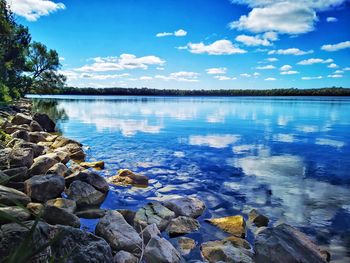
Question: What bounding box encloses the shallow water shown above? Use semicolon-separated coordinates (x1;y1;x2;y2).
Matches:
29;95;350;262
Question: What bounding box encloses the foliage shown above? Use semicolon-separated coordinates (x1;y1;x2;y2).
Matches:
0;83;11;102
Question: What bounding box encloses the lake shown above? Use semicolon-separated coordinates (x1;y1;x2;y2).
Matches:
28;95;350;262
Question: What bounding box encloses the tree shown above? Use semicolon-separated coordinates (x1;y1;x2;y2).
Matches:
31;70;66;94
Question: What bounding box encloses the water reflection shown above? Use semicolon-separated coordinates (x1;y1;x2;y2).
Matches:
188;134;240;148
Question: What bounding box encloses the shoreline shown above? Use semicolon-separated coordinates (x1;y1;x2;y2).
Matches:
0;99;331;263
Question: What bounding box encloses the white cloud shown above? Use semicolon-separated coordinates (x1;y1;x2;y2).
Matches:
81;73;130;80
334;70;344;74
301;76;323;80
327;63;338;68
155;71;200;82
268;48;313;56
280;64;292;71
7;0;65;21
327;74;343;78
139;76;153;80
187;40;247;55
156;29;187;37
206;67;227;75
321;41;350;52
240;73;251;77
297;58;333;65
343;67;350;71
326;17;338;22
266;57;278;62
235;34;271;46
253;72;260;77
214;76;233;81
281;70;299;75
75;54;165;72
256;64;275;70
265;77;276;81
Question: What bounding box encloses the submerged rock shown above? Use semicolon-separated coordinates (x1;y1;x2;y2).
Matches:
66;180;106;207
248;209;269;227
107;169;149;187
162;196;205;218
80;161;105;169
206;215;246;238
95;210;142;253
144;236;181;263
114;251;138;263
177;237;196;256
254;223;330;263
0;185;31;205
166;216;200;237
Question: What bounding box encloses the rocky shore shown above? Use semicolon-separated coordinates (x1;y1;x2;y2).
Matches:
0;99;331;263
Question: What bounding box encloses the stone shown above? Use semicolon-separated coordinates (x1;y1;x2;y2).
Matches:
117;209;136;226
166;216;200;237
206;215;246;238
144;236;181;263
0;185;31;205
56;143;86;161
113;251;138;263
134;202;175;231
33;113;55;132
11;130;29;141
2;167;28;182
28;131;47;143
29;120;43;132
24;174;65;202
46;198;77;213
52;136;82;149
95;210;142;253
72;170;109;193
80;161;105;169
107;169;149;187
66;180;106;207
0;206;31;224
13;141;44;158
4;124;30;134
140;223;161;244
11;113;32;125
9;147;34;168
248;209;269;227
0;171;10;184
48;163;68;177
254;223;330;263
43;204;81;228
28;156;58;176
163;196;205;218
75;208;107;219
177;237;196;256
26;202;44;216
201;239;253;263
44;151;70;164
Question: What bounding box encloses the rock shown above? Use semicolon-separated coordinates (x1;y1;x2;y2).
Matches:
4;124;30;134
0;206;31;224
11;130;29;141
166;216;200;237
80;161;105;169
73;170;109;193
254;223;330;263
134;202;175;231
163;196;205;218
206;215;246;238
43;204;81;228
46;198;77;213
5;181;24;191
28;156;58;176
9;147;34;168
201;238;253;263
33;113;55;132
107;169;149;187
29;120;43;132
28;131;47;143
52;136;82;149
56;143;86;161
48;163;68;177
248;209;269;227
26;202;44;216
113;251;138;263
140;223;161;244
66;180;106;207
2;167;28;182
13;141;44;158
45;151;70;164
75;208;107;219
11;113;32;125
144;236;181;263
24;174;65;202
177;237;196;256
0;185;31;205
0;171;10;184
95;210;142;253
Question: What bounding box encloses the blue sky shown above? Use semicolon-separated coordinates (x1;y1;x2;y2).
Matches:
8;0;350;89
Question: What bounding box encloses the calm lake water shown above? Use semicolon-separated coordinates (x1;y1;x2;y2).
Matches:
28;95;350;262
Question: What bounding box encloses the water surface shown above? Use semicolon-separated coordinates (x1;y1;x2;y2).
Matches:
29;95;350;262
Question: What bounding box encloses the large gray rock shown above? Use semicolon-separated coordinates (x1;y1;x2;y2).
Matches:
51;136;82;149
66;180;106;207
163;196;205;218
166;216;200;237
72;170;109;193
33;113;55;132
11;130;29;141
11;113;32;125
254;223;330;263
29;120;43;132
13;141;45;158
0;206;31;224
28;132;47;143
10;147;34;168
2;167;28;182
113;251;138;263
24;174;65;202
144;236;181;263
134;202;175;231
95;210;142;253
43;204;80;228
48;163;68;177
28;156;58;176
141;223;161;244
0;185;31;205
44;151;70;164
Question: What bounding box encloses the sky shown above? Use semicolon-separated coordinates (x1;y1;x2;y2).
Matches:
6;0;350;90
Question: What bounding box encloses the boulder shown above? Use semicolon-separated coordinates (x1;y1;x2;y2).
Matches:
107;169;148;187
177;237;196;256
26;202;44;216
95;210;142;253
11;113;32;125
8;147;34;169
66;180;106;207
48;163;68;177
2;167;28;182
4;124;30;134
254;223;330;263
144;236;181;263
0;171;10;184
72;170;109;193
248;209;269;227
24;174;65;202
0;185;31;205
162;196;205;218
206;215;246;238
33;113;55;132
51;136;82;149
113;251;138;263
56;143;86;161
28;156;58;176
80;161;105;169
11;130;29;141
28;132;47;143
46;198;77;213
13;141;44;158
43;204;80;228
75;208;107;219
117;209;136;225
134;202;175;231
166;216;200;237
29;120;43;132
44;151;70;164
0;206;31;224
140;223;161;244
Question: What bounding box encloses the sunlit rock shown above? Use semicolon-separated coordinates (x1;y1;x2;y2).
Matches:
11;113;32;125
48;163;68;177
28;156;58;176
46;198;77;213
177;237;196;256
206;215;246;238
80;161;105;169
107;169;149;187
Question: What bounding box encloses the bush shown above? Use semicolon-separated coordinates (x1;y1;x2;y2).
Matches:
0;83;12;103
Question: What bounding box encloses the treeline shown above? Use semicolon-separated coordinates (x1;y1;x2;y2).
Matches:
50;87;350;96
0;0;65;103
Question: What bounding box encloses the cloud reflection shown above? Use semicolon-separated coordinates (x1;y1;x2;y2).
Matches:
189;134;240;148
316;138;345;148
